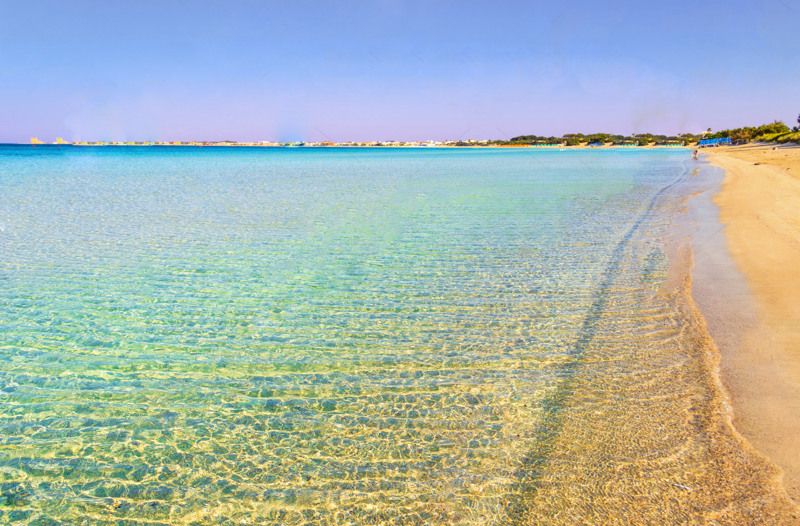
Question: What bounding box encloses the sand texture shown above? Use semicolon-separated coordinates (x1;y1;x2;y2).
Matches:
705;143;800;502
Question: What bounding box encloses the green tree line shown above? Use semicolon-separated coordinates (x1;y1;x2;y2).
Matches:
705;121;790;141
491;118;799;146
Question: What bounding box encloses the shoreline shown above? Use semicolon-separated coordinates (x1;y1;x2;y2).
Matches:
700;143;800;502
6;142;691;149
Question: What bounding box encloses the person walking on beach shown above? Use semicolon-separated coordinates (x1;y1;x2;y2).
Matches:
693;149;698;159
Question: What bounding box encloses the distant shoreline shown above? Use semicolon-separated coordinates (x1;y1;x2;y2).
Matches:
8;143;691;149
18;119;795;149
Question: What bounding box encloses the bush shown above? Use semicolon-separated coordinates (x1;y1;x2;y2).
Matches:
707;121;789;143
754;121;790;136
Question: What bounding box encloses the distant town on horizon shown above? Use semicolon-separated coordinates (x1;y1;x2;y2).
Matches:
24;118;800;148
20;115;800;148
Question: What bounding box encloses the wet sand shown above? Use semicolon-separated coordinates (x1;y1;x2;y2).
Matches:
704;143;800;502
514;160;799;524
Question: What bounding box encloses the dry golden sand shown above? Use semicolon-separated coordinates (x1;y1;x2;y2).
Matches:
705;143;800;503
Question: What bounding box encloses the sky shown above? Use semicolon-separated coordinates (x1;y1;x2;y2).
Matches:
1;0;798;142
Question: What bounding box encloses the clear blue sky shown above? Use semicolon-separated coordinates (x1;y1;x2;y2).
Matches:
2;1;798;142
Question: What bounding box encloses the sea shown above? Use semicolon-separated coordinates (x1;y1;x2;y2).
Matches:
0;145;795;525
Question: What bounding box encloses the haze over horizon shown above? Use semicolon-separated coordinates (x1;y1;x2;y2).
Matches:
2;0;798;143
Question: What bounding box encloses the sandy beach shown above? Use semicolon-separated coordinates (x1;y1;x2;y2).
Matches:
704;143;800;502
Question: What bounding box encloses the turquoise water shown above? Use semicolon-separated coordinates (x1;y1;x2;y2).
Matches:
0;146;792;524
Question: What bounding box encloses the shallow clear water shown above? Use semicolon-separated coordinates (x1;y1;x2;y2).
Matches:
0;146;795;524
